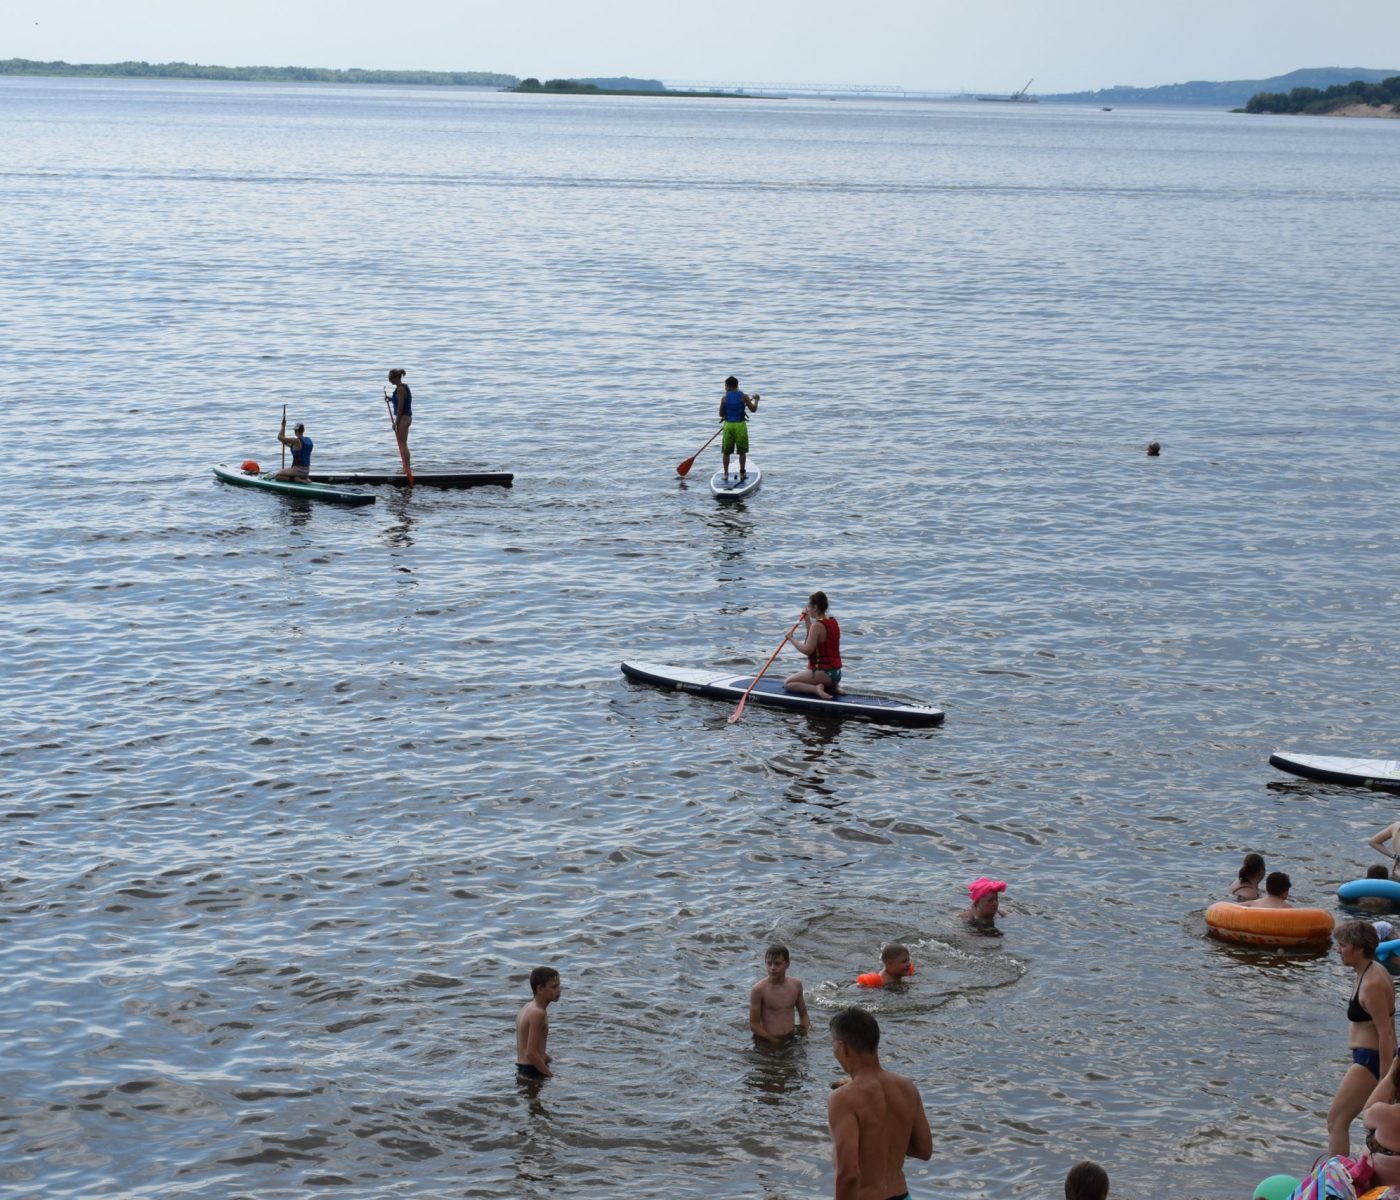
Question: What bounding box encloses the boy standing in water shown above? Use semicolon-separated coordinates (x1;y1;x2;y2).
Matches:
515;966;561;1079
718;374;760;480
749;944;811;1044
827;1007;932;1200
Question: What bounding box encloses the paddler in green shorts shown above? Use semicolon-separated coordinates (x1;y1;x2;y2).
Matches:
719;375;760;480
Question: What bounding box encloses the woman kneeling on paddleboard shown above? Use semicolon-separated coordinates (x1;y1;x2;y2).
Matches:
784;591;843;700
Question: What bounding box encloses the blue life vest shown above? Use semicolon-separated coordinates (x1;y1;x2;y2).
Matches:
721;389;747;423
291;435;313;469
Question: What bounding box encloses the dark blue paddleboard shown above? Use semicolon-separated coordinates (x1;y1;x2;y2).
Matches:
620;660;943;727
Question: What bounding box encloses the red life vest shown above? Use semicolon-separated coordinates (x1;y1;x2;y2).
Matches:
809;617;842;672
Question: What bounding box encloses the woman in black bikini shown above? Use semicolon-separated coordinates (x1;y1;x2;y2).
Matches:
1329;920;1397;1156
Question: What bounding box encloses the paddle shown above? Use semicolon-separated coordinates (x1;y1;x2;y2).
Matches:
383;387;415;486
729;613;805;724
280;404;286;472
677;426;722;477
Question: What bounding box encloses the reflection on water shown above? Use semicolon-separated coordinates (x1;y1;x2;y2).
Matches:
745;1035;812;1105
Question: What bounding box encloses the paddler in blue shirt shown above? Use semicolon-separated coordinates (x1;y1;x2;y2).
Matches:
718;374;760;481
275;420;313;480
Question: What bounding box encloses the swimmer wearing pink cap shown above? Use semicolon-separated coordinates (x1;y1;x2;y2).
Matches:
961;877;1006;932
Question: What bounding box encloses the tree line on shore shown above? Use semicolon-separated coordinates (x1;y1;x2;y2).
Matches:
1243;74;1400;114
0;58;516;87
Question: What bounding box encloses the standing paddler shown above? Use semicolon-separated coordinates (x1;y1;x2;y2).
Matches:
718;375;759;481
385;368;413;480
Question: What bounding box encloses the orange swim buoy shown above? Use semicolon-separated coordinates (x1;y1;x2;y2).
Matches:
241;460;260;474
1205;902;1334;947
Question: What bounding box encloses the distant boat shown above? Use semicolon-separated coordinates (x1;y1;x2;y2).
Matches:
1101;106;1113;111
978;77;1038;103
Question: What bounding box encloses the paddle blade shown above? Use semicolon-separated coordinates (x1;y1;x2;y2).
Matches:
728;695;748;723
676;456;696;477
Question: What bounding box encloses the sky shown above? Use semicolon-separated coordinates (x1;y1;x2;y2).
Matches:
4;0;1399;93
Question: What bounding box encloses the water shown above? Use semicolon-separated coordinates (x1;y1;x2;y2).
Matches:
3;76;1400;1199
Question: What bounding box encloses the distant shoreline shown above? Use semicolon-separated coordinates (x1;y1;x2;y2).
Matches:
0;57;516;88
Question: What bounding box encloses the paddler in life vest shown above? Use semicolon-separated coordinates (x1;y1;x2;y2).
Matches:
718;374;759;481
275;421;313;480
784;590;843;699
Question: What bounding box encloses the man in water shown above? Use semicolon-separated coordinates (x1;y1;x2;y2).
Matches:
827;1007;932;1200
1243;871;1294;909
718;374;759;480
275;420;313;480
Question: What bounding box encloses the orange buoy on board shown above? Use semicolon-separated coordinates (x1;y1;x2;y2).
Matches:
241;460;260;474
1205;902;1334;948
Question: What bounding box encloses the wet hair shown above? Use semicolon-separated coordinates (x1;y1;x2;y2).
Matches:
880;942;908;965
724;375;738;389
829;1006;879;1054
529;966;559;993
764;944;790;964
1338;920;1380;958
808;590;830;615
1146;441;1161;456
1369;864;1391;880
1064;1160;1109;1200
1238;853;1265;883
1264;871;1290;897
294;423;305;434
388;367;407;383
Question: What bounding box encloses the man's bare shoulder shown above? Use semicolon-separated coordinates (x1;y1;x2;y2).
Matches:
517;1000;544;1027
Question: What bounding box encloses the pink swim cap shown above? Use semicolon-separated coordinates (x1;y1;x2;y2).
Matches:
968;877;1007;904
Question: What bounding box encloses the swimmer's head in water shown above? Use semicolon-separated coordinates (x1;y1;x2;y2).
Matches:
1264;871;1290;897
1239;852;1266;883
829;1006;879;1055
879;944;912;975
1369;865;1390;880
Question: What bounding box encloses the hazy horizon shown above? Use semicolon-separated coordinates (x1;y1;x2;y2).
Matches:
4;0;1399;94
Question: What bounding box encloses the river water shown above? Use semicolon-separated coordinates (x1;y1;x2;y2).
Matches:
3;76;1400;1199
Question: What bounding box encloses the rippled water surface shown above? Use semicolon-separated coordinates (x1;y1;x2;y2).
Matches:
4;77;1400;1199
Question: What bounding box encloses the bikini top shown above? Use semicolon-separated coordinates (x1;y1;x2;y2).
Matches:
1368;1125;1400;1158
1349;961;1375;1024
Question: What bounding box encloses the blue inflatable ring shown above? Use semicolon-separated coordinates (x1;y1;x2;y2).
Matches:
1337;878;1400;904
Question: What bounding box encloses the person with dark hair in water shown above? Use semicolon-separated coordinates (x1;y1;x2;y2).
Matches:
827;1007;931;1200
1229;852;1266;901
1064;1160;1110;1200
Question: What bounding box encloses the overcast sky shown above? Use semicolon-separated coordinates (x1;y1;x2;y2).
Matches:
5;0;1399;93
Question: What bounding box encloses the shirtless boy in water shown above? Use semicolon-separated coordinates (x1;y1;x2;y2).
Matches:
749;944;810;1044
827;1007;932;1200
515;966;561;1079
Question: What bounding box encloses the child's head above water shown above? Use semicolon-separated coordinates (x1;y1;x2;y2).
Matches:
529;966;560;995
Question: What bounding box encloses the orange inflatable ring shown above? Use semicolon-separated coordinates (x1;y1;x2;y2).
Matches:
1205;902;1334;947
